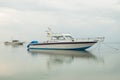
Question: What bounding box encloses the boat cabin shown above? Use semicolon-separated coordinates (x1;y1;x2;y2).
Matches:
49;33;74;42
12;40;19;42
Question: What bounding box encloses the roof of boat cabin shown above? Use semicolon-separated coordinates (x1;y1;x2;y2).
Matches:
51;33;72;36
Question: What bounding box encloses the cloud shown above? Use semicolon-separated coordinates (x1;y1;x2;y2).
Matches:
0;0;120;42
0;7;20;26
0;0;119;11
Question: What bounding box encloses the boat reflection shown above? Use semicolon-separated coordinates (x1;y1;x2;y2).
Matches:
28;50;96;59
28;50;98;67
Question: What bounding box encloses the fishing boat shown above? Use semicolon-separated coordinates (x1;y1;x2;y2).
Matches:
27;28;104;51
4;40;24;45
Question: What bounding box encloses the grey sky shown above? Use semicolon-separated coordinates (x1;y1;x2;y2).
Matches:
0;0;120;42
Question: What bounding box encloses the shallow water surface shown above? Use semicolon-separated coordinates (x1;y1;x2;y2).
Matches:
0;43;120;80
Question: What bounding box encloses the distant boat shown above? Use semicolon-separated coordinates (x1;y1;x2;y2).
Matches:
27;28;104;51
4;40;24;45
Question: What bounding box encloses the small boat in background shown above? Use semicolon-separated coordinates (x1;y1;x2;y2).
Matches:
4;40;24;45
27;28;104;51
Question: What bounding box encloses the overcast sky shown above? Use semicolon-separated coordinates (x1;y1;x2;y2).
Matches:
0;0;120;42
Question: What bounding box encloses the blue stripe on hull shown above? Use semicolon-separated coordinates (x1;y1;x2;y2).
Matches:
28;46;91;51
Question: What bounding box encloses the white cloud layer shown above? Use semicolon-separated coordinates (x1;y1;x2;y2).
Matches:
0;0;120;42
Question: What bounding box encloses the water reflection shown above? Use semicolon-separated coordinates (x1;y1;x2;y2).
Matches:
28;50;96;58
1;43;120;80
28;50;98;68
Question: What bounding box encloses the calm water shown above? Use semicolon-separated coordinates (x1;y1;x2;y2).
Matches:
0;42;120;80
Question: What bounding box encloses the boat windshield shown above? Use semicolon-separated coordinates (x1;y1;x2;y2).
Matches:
52;36;65;40
65;36;74;40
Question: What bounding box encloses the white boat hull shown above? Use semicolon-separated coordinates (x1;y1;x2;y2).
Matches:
27;42;97;51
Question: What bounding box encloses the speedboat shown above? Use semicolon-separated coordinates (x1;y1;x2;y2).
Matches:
27;28;104;51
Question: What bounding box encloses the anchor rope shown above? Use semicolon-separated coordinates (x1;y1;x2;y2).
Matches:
102;42;120;51
90;42;120;52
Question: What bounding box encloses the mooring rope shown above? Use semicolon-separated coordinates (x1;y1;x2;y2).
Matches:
90;41;120;53
102;43;120;51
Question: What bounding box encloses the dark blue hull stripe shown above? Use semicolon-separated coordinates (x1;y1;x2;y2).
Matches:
28;46;91;51
30;42;97;45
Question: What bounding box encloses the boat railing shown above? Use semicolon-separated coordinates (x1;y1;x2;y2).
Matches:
75;37;105;42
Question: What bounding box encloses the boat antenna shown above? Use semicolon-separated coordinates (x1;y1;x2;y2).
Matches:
46;27;53;41
48;27;52;31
